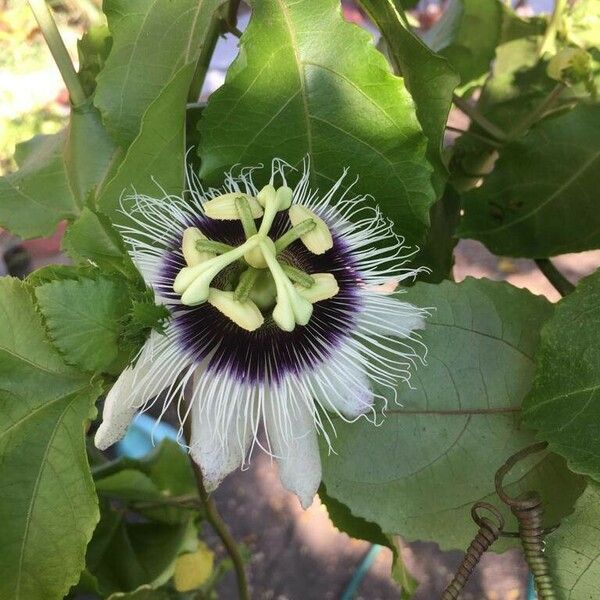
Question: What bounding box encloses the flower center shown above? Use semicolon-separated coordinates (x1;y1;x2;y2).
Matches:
172;185;340;332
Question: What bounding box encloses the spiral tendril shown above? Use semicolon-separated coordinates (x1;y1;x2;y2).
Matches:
441;502;505;600
495;442;557;600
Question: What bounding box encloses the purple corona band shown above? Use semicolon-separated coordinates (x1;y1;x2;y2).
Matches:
157;212;362;385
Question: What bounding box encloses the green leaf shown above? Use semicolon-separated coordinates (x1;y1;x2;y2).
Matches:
63;207;137;279
35;275;130;374
546;481;600;600
199;0;435;245
0;132;78;239
360;0;459;196
0;277;102;600
98;63;195;226
27;264;99;287
319;485;419;598
86;500;197;595
423;0;541;88
458;105;600;257
320;278;585;550
94;440;197;524
95;0;224;146
523;269;600;482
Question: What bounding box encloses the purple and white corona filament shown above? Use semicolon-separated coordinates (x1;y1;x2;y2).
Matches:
95;160;428;508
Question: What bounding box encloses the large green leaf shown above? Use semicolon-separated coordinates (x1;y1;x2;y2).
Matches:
0;132;78;239
359;0;459;196
35;274;130;374
98;64;195;225
86;500;197;596
199;0;435;245
523;269;600;482
459;105;600;257
62;207;138;280
320;278;585;550
95;0;224;146
546;481;600;600
422;0;541;87
0;277;102;600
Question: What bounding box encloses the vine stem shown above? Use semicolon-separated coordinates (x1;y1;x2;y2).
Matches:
535;258;575;297
507;83;565;141
452;94;508;142
182;417;250;600
539;0;567;57
28;0;87;106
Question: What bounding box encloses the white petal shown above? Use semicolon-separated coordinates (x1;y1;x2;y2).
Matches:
265;391;321;509
189;371;253;492
359;293;426;338
309;346;373;418
95;331;182;450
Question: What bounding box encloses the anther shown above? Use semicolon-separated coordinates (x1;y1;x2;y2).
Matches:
204;193;263;220
288;205;333;254
182;227;215;267
207;288;264;331
274;218;316;253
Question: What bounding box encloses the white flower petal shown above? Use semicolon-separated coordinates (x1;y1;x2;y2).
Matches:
189;371;253;491
310;347;373;419
265;392;321;509
95;331;183;450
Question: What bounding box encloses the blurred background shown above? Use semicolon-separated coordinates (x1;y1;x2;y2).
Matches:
1;1;598;598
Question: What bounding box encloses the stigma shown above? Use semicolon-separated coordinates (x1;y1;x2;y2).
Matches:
172;185;339;331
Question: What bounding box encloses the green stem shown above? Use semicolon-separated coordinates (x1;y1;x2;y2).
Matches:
539;0;567;57
452;94;508;142
183;417;250;600
188;10;223;102
507;83;565;140
535;258;575;296
445;125;503;148
28;0;87;106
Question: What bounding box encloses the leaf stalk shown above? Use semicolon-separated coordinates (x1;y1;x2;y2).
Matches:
28;0;87;106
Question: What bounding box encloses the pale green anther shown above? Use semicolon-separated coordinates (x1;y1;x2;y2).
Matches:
289;205;333;254
234;267;261;302
295;273;339;303
280;264;315;288
274;218;316;253
195;240;235;255
174;237;259;304
235;195;258;239
204;192;263;220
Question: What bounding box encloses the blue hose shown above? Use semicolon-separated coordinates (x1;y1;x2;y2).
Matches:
341;544;382;600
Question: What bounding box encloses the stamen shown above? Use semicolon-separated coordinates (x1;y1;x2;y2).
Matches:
174;237;260;305
259;239;313;331
182;227;215;266
257;184;293;236
207;288;264;332
295;273;339;303
274;218;316;253
234;267;261;302
280;263;315;288
235;195;258;239
288;205;333;255
204;192;263;220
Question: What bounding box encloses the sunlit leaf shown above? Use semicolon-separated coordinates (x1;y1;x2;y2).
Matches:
199;0;435;245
